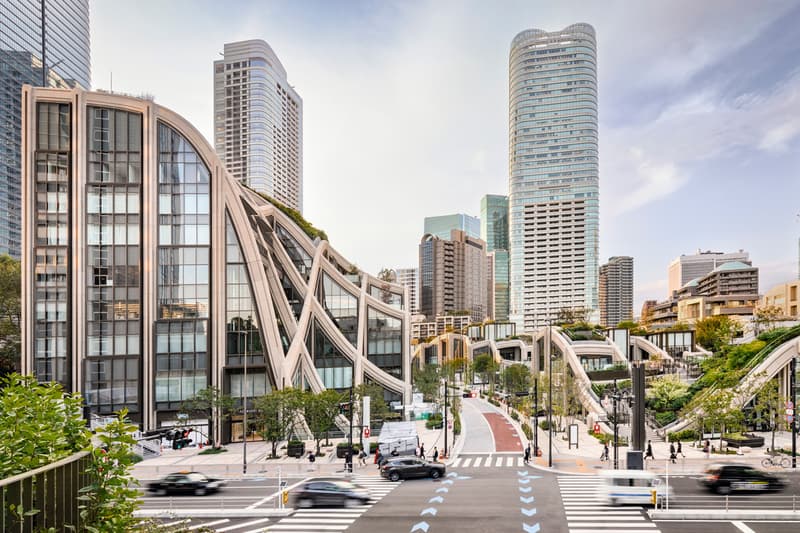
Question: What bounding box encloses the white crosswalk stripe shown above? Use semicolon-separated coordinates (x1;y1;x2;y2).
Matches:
265;475;401;532
449;454;531;468
558;475;662;533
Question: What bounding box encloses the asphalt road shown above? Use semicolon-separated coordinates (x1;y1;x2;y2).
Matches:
662;472;800;509
137;475;302;510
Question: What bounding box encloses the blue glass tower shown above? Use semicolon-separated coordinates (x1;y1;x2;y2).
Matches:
508;24;599;331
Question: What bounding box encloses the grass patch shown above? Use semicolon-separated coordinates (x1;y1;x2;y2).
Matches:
199;447;228;455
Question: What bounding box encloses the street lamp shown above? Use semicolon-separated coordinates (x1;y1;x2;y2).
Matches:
547;321;554;468
608;379;633;470
242;319;249;475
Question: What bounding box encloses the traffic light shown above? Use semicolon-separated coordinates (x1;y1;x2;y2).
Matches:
339;402;351;415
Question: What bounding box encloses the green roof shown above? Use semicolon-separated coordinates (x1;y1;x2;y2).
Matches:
711;261;752;273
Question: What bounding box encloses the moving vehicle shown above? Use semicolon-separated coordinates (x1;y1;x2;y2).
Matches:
597;469;674;506
381;457;446;482
290;479;370;508
700;463;786;495
146;471;226;496
462;390;478;398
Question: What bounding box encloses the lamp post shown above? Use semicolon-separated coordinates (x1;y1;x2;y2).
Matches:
547;321;553;468
791;357;797;469
348;384;354;473
533;377;539;457
608;379;632;470
242;320;249;475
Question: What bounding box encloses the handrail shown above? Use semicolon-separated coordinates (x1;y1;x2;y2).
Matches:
0;450;91;488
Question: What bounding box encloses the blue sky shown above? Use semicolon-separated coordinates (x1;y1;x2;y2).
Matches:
92;0;800;314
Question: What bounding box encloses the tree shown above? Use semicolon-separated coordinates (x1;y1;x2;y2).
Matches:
698;388;736;451
179;386;236;449
0;255;20;379
304;389;343;453
695;316;737;353
413;364;441;402
754;379;786;454
647;375;689;412
616;320;648;336
253;388;305;458
0;373;89;478
502;364;531;404
377;268;396;283
754;305;784;334
473;353;498;392
353;383;392;426
78;409;141;532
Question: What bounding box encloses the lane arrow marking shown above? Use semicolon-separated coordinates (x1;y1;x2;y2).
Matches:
420;507;438;517
517;470;528;476
429;496;444;504
519;496;534;504
523;523;540;533
519;478;530;484
436;487;449;493
521;475;541;480
521;508;537;517
446;472;458;478
442;479;454;485
411;521;430;533
519;486;532;493
456;476;472;480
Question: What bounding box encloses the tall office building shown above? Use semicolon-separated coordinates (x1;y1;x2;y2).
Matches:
480;195;509;321
508;24;599;331
667;250;750;295
423;213;480;240
419;230;488;323
599;256;633;327
214;40;303;212
395;267;419;314
21;86;410;439
0;0;90;258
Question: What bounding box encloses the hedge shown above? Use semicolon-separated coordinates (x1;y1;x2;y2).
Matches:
668;429;698;442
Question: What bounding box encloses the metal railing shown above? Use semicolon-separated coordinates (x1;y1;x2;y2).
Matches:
657;494;798;511
0;451;92;532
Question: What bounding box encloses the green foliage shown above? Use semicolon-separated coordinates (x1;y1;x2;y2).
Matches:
0;373;89;478
695;316;737;352
253;388;305;458
647;375;690;412
257;192;328;241
412;364;441;402
78;409;140;532
0;255;20;380
655;411;677;426
304;389;343;454
756;327;792;343
426;413;443;429
669;429;699;442
520;422;533;440
352;383;392;423
199;446;228;455
538;420;550;430
502;364;531;399
616;320;648;336
452;411;461;436
179;387;236;448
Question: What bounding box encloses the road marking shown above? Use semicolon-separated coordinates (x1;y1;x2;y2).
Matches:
732;522;757;533
278;518;355;524
473;457;483;467
569;530;658;533
267;525;350;531
215;518;271;532
567;522;656;528
463;458;473;467
188;519;230;530
162;520;189;527
292;513;362;518
495;456;503;467
246;477;309;509
451;458;462;467
506;457;514;466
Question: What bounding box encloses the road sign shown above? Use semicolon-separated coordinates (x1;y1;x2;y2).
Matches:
786;408;795;415
364;427;371;438
280;480;287;488
593;423;601;435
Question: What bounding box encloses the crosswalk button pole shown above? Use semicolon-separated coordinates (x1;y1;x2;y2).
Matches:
283;490;289;505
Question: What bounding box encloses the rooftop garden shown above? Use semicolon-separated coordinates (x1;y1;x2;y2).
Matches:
250;188;329;242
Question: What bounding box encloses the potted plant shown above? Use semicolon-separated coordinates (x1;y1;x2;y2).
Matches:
287;439;306;458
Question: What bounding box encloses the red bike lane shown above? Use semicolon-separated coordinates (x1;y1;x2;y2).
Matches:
483;412;523;452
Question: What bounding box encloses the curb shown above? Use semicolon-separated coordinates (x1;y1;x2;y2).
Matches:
134;508;294;519
649;509;800;521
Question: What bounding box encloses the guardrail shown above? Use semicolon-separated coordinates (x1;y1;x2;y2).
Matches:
0;451;92;532
657;494;799;511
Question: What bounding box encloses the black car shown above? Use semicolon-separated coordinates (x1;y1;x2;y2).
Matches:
146;471;226;496
381;457;446;482
291;480;370;508
700;464;786;495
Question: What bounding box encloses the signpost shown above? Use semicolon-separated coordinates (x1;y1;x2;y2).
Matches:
569;423;578;449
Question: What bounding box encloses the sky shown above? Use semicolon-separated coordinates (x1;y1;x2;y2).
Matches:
91;0;800;315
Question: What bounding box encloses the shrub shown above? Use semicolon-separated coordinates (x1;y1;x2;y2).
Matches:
655;411;677;426
669;429;698;442
521;423;533;440
426;413;444;429
510;411;519;421
453;413;462;436
199;446;228;455
538;420;550;430
369;442;378;454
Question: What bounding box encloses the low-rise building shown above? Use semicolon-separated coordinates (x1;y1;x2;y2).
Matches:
761;280;800;318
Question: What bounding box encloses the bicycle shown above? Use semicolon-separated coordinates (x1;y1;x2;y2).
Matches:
761;454;790;468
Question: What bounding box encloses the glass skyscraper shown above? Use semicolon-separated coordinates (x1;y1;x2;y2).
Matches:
508;24;599;331
214;40;303;213
480;194;509;321
423;213;480;240
0;0;90;258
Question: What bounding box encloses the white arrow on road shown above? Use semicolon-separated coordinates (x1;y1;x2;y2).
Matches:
521;475;541;480
436;487;449;493
442;479;454;485
411;521;430;533
420;508;438;517
519;478;530;484
429;496;444;504
519;486;532;493
447;472;458;478
519;496;534;504
517;470;528;476
456;475;471;480
521;508;537;517
523;523;540;533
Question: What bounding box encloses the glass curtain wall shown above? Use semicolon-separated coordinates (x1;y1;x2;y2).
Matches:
155;123;211;410
318;272;358;346
84;107;142;415
366;307;403;379
306;318;353;391
33;102;70;387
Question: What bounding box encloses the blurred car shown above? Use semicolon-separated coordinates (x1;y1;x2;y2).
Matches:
380;457;446;482
597;469;674;506
462;390;478;398
700;464;786;495
291;479;370;508
146;471;226;496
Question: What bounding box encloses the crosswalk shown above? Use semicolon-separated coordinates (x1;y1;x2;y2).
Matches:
266;474;401;532
151;475;400;532
449;454;527;468
558;475;661;533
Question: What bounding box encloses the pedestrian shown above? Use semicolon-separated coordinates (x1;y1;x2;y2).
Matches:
601;442;609;462
308;451;316;463
376;451;385;469
524;444;531;464
669;442;676;464
433;446;439;462
645;440;654;461
703;439;710;459
677;440;685;458
345;450;353;473
420;443;426;460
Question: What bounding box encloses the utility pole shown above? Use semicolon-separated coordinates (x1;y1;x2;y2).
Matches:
547;322;553;468
444;377;449;458
348;384;354;472
242;322;248;475
612;379;619;470
533;377;539;456
791;357;797;469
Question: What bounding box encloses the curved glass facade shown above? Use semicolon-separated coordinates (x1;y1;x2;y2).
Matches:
508;24;599;331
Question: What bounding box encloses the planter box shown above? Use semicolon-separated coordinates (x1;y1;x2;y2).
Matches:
724;435;764;448
337;445;357;458
586;369;630;381
287;442;306;458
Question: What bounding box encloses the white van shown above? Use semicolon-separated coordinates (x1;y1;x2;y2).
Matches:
597;469;675;506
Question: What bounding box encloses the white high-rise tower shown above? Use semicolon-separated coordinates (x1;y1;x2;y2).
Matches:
508;24;599;331
214;40;303;212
